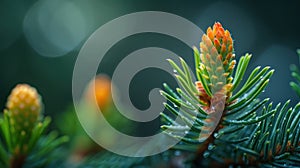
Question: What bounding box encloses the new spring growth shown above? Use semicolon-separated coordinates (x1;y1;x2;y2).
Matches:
6;84;42;135
195;22;236;106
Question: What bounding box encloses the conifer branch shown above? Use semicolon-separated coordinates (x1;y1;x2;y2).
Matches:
160;22;276;166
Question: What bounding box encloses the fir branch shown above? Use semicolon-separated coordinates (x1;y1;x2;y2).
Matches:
0;84;68;168
160;22;275;167
219;101;300;167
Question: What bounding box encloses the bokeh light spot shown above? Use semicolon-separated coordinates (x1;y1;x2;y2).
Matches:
23;0;88;57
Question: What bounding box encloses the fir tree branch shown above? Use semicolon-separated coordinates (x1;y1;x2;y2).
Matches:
160;22;275;167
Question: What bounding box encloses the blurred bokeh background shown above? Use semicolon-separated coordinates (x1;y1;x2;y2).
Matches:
1;0;300;121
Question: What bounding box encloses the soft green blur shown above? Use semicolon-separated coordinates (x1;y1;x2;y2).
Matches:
0;0;300;118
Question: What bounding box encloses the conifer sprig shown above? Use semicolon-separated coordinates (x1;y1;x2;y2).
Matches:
160;22;275;165
0;84;68;168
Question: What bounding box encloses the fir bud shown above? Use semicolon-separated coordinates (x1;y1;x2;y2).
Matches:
6;84;42;134
85;75;112;111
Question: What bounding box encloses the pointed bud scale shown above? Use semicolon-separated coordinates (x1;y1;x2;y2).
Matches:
202;35;213;49
228;60;236;72
221;44;226;54
228;44;233;53
210;60;216;66
216;82;224;87
222;30;230;44
207;27;214;41
200;43;209;53
6;84;42;134
226;53;233;60
223;60;228;66
206;67;212;73
217;55;222;62
212;75;218;80
214;39;221;50
210;47;218;58
205;53;211;61
223;72;230;77
217;67;224;73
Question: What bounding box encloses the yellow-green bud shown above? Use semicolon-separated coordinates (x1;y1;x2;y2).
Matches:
6;84;42;134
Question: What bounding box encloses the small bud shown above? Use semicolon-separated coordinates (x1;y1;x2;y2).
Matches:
207;27;214;41
6;84;42;134
85;75;112;111
195;22;235;104
200;22;235;76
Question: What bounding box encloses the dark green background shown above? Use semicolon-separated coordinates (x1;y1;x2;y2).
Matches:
1;0;300;120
